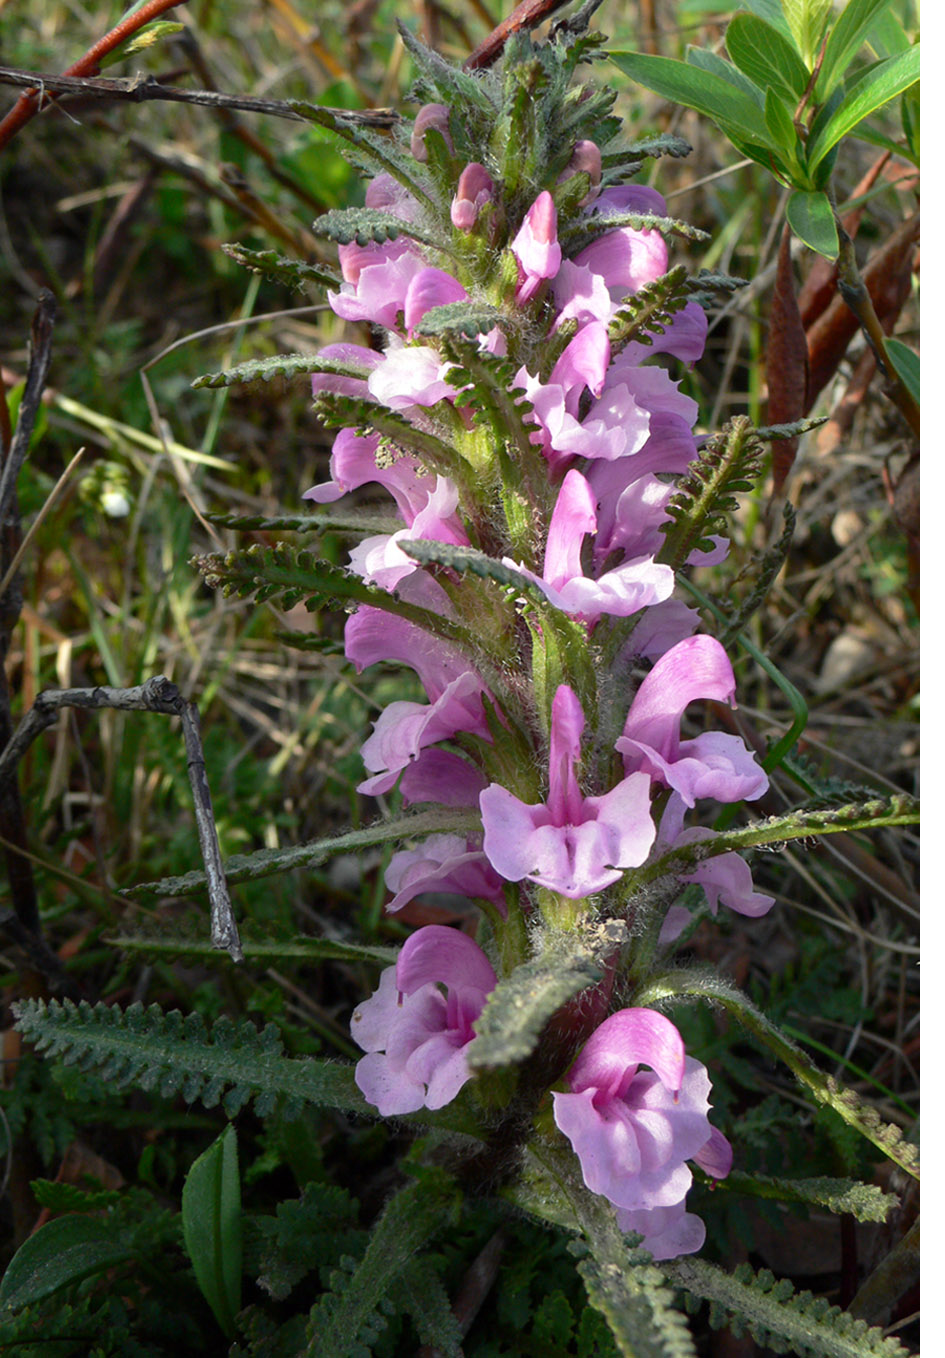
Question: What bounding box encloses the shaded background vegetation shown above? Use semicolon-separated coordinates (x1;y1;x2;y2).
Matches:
0;0;918;1352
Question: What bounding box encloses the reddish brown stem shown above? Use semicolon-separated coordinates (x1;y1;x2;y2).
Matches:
0;0;189;153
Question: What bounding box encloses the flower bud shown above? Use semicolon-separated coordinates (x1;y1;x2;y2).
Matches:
410;103;453;161
450;162;495;231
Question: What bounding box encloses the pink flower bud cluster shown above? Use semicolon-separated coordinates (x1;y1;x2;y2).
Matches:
300;112;775;1259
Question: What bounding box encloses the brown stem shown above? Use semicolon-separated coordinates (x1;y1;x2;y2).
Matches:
0;0;191;153
833;203;920;440
0;65;399;128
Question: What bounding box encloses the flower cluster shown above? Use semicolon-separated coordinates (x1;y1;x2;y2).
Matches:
301;52;775;1261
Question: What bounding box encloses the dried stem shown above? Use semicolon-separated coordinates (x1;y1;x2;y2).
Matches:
0;0;191;153
833;202;920;440
0;678;243;962
0;65;400;130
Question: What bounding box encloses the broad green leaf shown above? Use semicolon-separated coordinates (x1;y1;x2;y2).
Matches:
807;44;920;173
734;0;792;39
686;44;766;104
726;14;810;100
786;189;839;258
885;339;919;405
867;10;912;58
781;0;833;68
816;0;896;100
763;88;803;174
608;51;775;146
181;1124;242;1338
0;1215;134;1310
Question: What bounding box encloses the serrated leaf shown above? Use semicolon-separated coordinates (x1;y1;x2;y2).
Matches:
0;1215;135;1310
726;14;811;100
182;1125;241;1338
304;1172;460;1357
816;0;896;100
121;807;481;897
220;243;339;291
609;51;773;146
665;1256;911;1357
807;45;920;174
312;206;441;251
413;300;505;338
192;352;368;391
719;1170;899;1223
786;190;839;258
466;922;630;1070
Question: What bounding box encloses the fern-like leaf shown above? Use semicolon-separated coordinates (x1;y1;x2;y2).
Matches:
311;206;444;252
192;352;369;391
219;243;339;291
664;1257;911;1358
193;542;479;654
120;806;482;898
716;1170;899;1224
303;1171;460;1357
466;921;630;1071
12;999;356;1120
658;416;766;570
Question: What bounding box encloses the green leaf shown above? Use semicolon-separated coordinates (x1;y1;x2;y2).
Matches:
466;922;630;1071
718;1170;899;1224
781;0;833;68
665;1257;911;1357
312;206;443;251
304;1172;460;1357
0;1214;135;1310
786;189;839;258
608;51;773;146
121;806;482;897
191;352;370;391
725;14;811;100
807;44;920;173
413;300;505;338
219;243;340;292
685;45;766;104
763;88;802;171
182;1125;242;1339
816;0;896;100
884;338;919;405
735;0;793;39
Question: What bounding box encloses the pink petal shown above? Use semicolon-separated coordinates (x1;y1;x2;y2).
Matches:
568;1008;687;1098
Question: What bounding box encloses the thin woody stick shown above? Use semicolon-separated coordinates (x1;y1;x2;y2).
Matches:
0;66;400;129
0;677;243;962
0;0;191;153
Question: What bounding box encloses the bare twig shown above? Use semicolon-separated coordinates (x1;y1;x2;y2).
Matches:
0;293;57;940
0;0;191;153
0;66;400;129
0;677;243;962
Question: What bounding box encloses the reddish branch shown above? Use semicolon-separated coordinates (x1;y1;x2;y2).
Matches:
0;0;189;153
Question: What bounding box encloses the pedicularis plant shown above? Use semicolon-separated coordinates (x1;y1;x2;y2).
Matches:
6;10;918;1357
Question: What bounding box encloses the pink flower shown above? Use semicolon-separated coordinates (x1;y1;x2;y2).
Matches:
358;671;491;796
511;191;562;304
367;344;457;410
303;427;432;522
351;925;497;1115
655;795;775;942
616;636;769;808
411;104;453;161
506;469;674;621
451;163;495;230
348;476;469;590
385;833;507;915
552;1007;731;1259
479;686;655;899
